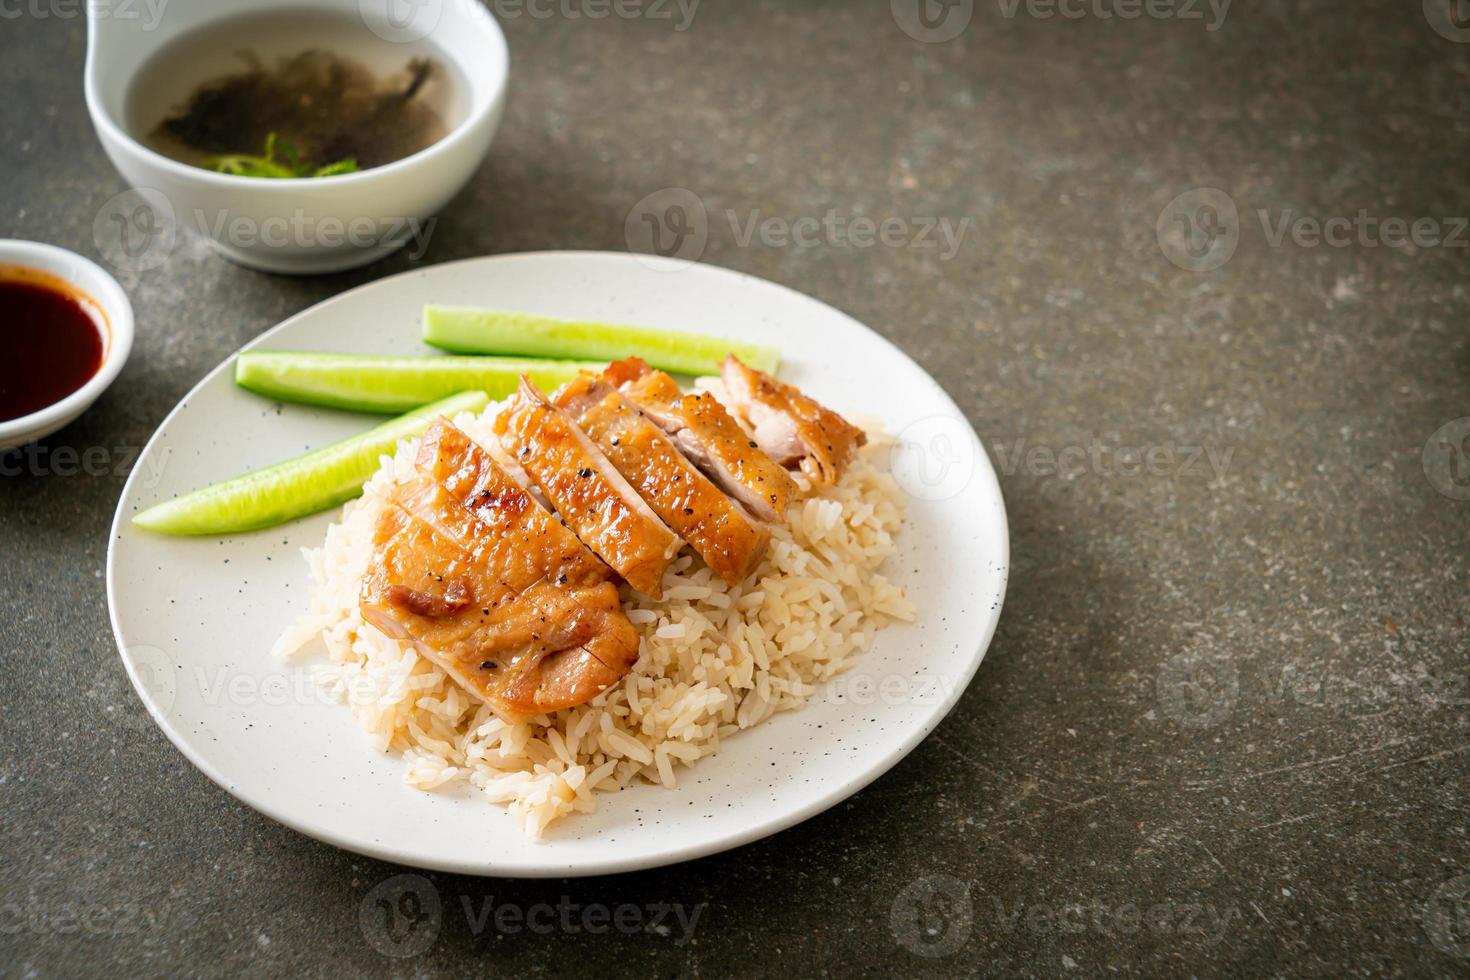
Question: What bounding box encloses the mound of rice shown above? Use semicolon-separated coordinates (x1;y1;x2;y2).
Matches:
275;401;913;837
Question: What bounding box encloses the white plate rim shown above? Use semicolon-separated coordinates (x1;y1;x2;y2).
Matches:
106;250;1009;876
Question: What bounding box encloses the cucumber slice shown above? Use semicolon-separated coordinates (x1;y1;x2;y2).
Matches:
422;307;781;376
235;351;606;413
132;390;490;535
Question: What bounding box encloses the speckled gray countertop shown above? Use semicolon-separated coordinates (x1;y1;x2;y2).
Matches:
3;2;1468;976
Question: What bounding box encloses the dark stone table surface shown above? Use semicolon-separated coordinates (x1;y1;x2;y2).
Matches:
3;1;1467;976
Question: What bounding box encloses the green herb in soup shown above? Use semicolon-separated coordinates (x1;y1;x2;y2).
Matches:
205;133;359;179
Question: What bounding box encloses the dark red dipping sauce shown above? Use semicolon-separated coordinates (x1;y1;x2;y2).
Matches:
0;267;107;422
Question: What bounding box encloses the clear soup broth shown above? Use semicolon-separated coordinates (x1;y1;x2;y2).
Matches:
125;8;469;175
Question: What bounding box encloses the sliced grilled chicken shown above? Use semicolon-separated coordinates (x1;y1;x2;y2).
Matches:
553;373;770;586
360;474;639;722
417;419;608;591
607;357;799;523
391;475;613;652
720;354;866;487
494;376;681;598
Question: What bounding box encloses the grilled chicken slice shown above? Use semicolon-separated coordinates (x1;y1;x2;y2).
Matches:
607;358;799;523
554;373;770;586
360;474;639;722
417;419;608;591
495;377;681;598
391;476;613;652
720;354;866;487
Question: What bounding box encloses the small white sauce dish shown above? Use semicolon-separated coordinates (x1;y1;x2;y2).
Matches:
0;240;134;450
84;0;509;275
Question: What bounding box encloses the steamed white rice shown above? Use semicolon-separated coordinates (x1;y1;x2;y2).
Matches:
275;401;913;837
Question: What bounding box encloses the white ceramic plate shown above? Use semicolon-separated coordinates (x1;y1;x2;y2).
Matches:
107;252;1008;876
